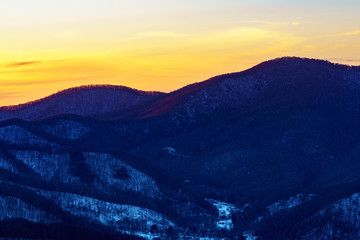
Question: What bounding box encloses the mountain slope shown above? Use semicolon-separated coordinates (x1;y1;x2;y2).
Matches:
133;57;360;121
0;85;165;121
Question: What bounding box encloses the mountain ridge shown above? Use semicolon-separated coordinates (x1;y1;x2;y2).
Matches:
1;57;359;122
0;84;166;121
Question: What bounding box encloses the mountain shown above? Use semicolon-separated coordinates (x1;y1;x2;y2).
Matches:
1;57;360;239
0;85;165;121
133;57;360;119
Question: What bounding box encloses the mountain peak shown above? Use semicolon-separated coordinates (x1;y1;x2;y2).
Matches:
1;85;164;110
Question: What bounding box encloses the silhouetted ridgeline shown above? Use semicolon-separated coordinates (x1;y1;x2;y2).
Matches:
1;57;359;121
0;85;165;121
135;57;360;119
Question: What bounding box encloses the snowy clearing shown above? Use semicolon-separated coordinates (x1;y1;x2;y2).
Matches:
206;198;239;230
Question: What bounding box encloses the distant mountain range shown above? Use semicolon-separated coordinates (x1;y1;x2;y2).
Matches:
2;57;360;121
1;57;360;239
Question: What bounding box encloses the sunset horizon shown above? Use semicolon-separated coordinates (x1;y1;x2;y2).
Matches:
1;56;358;108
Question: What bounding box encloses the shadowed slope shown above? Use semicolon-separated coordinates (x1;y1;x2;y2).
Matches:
132;57;360;120
0;85;165;121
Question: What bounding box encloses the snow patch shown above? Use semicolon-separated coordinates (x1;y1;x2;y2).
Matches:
0;156;17;173
36;189;173;233
163;147;176;155
254;193;316;226
42;120;90;140
10;150;160;197
206;198;239;230
84;152;161;197
0;125;55;147
267;193;316;216
299;192;360;239
123;231;162;240
11;150;78;183
243;231;259;240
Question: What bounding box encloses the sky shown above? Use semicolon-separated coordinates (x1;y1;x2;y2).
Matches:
1;0;360;106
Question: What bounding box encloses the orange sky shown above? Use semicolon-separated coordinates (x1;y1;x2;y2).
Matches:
1;0;360;106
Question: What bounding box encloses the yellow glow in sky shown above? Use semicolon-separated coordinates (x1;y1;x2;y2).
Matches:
1;0;360;106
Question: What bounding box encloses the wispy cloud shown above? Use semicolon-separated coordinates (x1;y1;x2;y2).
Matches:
0;91;23;98
1;59;75;72
6;61;41;68
0;92;24;106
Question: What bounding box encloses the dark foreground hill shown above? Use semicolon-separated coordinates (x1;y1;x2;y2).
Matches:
1;57;360;239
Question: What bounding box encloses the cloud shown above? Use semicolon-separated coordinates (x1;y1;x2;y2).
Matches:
1;59;72;72
6;61;41;68
0;91;23;98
